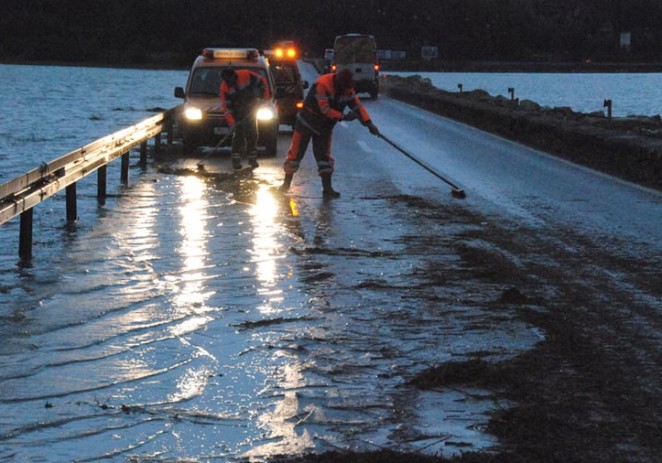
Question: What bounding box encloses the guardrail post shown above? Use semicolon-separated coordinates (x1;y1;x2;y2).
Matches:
154;133;162;154
121;152;129;183
19;208;33;260
98;165;107;201
166;119;174;145
66;183;77;222
140;141;148;165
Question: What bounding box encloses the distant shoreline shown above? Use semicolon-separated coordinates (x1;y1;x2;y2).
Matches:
4;58;662;74
306;57;662;73
381;60;662;73
0;59;188;71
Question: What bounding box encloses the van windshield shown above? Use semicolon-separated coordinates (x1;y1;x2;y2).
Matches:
189;67;268;97
271;63;296;86
334;36;376;64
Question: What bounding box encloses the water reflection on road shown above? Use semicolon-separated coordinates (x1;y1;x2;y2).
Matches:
0;157;539;462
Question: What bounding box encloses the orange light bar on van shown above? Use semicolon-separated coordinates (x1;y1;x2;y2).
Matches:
201;48;259;60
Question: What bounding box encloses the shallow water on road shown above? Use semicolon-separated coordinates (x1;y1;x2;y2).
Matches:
0;152;541;461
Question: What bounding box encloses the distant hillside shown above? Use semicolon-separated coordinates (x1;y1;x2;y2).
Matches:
2;0;662;68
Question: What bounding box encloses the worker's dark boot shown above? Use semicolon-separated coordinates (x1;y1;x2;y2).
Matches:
232;153;242;170
321;173;340;198
279;173;293;193
248;151;259;168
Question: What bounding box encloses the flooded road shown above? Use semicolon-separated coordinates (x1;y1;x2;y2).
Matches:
0;125;541;461
2;64;662;462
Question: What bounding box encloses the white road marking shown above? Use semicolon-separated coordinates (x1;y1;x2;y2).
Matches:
357;140;374;153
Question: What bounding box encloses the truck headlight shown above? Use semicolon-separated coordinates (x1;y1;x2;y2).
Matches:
184;107;203;121
256;105;275;121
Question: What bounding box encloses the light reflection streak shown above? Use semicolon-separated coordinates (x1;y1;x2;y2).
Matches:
124;182;159;261
249;185;285;308
167;175;215;403
174;175;211;310
169;366;211;403
242;358;317;459
243;185;317;456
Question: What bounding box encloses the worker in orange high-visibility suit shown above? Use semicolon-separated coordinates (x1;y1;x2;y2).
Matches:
220;68;270;170
278;69;379;197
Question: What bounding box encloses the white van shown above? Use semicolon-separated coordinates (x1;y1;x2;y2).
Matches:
174;48;279;156
332;34;379;99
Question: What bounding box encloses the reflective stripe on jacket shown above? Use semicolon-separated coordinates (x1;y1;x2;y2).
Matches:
220;69;270;126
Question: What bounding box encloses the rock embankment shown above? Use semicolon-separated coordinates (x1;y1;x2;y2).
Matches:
381;75;662;191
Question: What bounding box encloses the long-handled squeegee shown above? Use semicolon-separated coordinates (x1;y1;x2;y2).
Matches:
378;133;466;199
196;126;237;171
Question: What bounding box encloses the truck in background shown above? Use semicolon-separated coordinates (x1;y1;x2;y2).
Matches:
331;34;379;99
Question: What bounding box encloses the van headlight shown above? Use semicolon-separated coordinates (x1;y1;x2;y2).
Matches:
184;107;203;121
256;105;275;121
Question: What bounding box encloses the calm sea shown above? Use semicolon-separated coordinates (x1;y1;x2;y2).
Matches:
389;70;662;118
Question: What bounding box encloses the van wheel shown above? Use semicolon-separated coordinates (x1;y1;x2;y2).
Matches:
182;137;199;155
262;129;278;157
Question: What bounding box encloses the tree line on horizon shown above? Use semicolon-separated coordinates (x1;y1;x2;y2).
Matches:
2;0;662;68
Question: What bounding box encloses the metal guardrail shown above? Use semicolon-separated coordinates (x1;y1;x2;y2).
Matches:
0;106;179;259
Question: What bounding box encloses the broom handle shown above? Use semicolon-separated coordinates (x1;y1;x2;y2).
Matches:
378;133;462;190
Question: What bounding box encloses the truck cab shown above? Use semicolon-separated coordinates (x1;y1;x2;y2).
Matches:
265;42;309;130
331;34;379;99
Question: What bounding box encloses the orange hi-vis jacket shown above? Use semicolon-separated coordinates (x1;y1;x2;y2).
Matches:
220;69;270;127
301;73;371;132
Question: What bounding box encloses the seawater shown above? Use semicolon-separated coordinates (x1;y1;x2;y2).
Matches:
389;70;662;118
0;64;187;183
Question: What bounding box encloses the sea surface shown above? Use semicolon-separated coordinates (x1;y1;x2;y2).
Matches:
388;70;662;118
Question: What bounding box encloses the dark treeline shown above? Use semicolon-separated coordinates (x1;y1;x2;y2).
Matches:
2;0;662;68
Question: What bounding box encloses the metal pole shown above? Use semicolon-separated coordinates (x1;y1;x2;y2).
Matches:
121;152;129;183
154;133;162;155
19;208;33;260
66;183;77;222
604;99;612;120
140;141;148;165
98;165;107;201
166;119;174;145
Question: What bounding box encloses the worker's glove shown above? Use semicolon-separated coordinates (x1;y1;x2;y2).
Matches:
367;122;380;136
342;111;358;122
